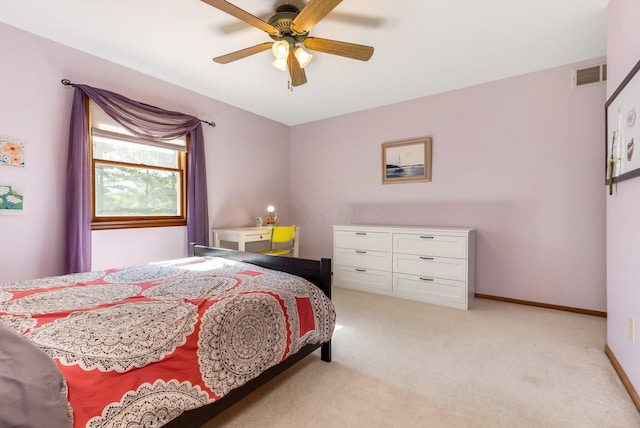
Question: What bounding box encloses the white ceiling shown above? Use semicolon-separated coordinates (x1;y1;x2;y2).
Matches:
1;0;608;126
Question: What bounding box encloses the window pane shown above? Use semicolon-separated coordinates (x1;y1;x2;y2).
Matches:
95;163;181;217
93;136;178;169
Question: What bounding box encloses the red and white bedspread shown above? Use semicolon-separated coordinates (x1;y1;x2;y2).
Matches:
0;256;335;427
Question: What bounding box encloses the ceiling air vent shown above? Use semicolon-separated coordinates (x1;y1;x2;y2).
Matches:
573;63;607;87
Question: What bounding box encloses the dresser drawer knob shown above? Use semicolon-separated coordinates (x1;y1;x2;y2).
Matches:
355;250;367;254
420;277;434;281
420;235;435;239
355;268;367;272
355;232;367;236
420;256;434;260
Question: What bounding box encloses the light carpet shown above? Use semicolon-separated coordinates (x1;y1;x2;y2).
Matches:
203;287;640;427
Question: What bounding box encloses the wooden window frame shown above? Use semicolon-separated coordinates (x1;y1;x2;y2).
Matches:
88;102;188;231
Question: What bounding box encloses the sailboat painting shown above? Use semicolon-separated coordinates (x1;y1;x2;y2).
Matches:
382;137;432;184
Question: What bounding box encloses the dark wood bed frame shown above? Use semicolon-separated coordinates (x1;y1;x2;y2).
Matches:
163;244;333;427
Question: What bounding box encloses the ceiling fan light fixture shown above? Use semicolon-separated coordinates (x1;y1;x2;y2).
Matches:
294;46;313;68
271;40;289;59
272;57;288;71
204;0;375;87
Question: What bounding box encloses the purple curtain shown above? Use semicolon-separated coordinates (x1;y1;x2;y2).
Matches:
64;85;209;274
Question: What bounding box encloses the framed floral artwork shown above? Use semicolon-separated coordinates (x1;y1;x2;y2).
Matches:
0;184;24;214
0;136;26;167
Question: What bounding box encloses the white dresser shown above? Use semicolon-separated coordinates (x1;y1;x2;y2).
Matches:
333;225;475;310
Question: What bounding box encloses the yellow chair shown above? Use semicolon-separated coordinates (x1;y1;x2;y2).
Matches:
260;225;296;256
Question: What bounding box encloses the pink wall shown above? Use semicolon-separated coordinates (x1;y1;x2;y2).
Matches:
606;0;640;399
0;22;291;280
291;59;607;312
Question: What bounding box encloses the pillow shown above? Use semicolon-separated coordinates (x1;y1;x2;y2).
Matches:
0;322;72;428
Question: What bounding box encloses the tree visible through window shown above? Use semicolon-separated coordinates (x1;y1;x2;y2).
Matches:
89;101;187;229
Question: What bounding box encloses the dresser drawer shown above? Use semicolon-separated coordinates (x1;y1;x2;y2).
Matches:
333;265;392;292
393;273;466;305
393;233;466;259
334;230;392;252
334;248;392;271
393;254;466;281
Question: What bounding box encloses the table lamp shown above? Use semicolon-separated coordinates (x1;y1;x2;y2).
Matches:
266;205;278;225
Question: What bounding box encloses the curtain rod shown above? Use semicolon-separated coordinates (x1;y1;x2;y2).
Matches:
61;79;216;128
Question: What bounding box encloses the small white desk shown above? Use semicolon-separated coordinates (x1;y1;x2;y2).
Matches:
211;226;300;258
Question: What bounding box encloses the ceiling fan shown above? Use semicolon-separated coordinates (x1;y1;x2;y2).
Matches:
201;0;375;87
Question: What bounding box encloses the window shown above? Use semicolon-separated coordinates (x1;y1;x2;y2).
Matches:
89;101;187;229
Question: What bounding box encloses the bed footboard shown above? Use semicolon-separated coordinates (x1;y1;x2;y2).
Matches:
163;245;335;426
189;244;332;299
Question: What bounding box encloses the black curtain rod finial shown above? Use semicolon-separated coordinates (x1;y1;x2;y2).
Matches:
60;78;216;128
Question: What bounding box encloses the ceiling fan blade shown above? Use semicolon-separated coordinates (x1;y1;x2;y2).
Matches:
288;51;307;87
201;0;278;35
304;37;374;61
292;0;343;33
213;42;273;64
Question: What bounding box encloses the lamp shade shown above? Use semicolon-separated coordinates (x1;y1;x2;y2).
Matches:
272;58;287;71
271;41;289;59
294;47;313;68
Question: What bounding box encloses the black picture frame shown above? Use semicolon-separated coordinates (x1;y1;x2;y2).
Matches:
605;58;640;187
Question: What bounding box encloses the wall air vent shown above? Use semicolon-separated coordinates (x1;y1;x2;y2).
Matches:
573;63;607;87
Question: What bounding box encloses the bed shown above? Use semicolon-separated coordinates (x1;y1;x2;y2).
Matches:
0;244;334;427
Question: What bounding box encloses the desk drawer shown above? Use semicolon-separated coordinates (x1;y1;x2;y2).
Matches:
334;248;391;271
334;230;391;252
333;265;392;292
393;233;466;258
214;230;271;243
393;254;466;281
242;232;272;242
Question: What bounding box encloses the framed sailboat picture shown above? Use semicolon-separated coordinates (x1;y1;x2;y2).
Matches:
382;137;432;184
